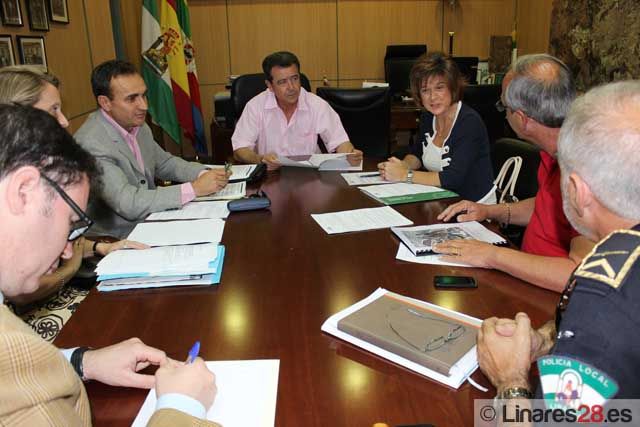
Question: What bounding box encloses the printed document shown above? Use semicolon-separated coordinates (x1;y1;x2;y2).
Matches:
146;201;230;221
206;164;257;181
195;182;246;201
311;206;412;234
127;218;225;246
132;359;280;427
277;153;363;171
395;244;470;267
341;172;388;186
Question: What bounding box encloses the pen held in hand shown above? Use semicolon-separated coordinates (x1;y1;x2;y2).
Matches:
186;341;200;364
360;172;381;178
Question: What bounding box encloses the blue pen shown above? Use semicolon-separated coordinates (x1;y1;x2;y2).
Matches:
186;341;200;364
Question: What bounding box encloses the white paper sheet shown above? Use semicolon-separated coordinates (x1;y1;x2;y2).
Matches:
359;182;445;198
311;206;412;234
127;219;225;247
341;172;388;186
206;164;257;181
277;154;362;171
146;201;230;221
195;182;246;201
395;244;471;267
321;288;480;389
132;359;280;427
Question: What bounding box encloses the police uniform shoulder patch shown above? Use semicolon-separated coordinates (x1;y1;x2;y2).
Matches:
574;228;640;289
537;355;619;410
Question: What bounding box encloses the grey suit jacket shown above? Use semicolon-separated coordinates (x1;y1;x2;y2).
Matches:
75;111;206;238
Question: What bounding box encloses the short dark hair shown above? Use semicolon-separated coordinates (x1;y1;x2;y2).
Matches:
262;51;300;81
0;104;99;189
91;59;139;100
409;52;465;109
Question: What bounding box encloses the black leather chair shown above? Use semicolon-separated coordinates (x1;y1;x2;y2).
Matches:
384;45;427;99
463;84;508;144
229;72;311;127
316;87;391;158
452;56;479;85
491;137;542;247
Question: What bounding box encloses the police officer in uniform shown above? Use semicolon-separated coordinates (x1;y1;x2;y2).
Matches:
476;80;640;418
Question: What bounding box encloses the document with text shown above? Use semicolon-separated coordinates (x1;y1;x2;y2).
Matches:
133;359;280;427
195;182;246;201
277;153;363;171
206;164;257;181
341;172;388;186
127;218;225;247
359;182;458;205
146;201;230;221
311;206;412;234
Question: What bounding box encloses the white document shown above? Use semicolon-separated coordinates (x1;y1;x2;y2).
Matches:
127;219;225;247
341;172;388;186
195;182;246;201
96;243;220;277
277;153;363;171
146;201;230;221
132;359;280;427
206;164;257;181
97;274;216;291
359;182;446;198
311;206;412;234
321;288;480;389
395;244;471;267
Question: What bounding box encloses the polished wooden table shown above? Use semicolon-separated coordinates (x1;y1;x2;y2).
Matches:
56;161;558;427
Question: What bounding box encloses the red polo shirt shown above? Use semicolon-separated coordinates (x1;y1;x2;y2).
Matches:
521;151;579;257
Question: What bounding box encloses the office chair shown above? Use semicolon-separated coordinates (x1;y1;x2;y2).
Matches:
463;84;506;144
316;87;391;158
491;137;541;247
229;72;312;127
384;45;427;99
452;56;479;85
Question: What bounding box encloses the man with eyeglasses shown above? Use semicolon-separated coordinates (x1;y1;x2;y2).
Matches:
477;81;640;423
75;60;230;239
0;105;219;426
232;51;363;169
435;54;594;293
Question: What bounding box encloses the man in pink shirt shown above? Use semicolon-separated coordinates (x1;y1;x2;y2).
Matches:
232;51;363;169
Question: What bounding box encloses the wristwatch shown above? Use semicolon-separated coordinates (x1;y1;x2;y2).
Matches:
497;386;534;400
71;346;92;381
406;169;414;184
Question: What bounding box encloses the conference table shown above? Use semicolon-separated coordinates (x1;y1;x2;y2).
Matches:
55;160;559;427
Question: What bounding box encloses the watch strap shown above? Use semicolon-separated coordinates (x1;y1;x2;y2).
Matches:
497;386;534;400
70;346;91;381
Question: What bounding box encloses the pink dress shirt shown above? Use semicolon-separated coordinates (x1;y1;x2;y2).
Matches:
100;110;197;204
231;88;349;155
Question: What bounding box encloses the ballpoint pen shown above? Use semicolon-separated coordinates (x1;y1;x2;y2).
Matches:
186;341;200;364
360;172;381;177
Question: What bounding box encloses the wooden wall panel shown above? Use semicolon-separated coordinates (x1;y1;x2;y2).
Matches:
443;0;515;58
190;0;229;84
338;0;442;82
84;0;116;66
516;0;553;55
119;0;142;67
227;0;337;83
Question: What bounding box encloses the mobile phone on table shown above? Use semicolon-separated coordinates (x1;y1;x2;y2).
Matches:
434;275;477;289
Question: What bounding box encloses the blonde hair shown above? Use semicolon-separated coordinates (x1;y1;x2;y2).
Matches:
0;66;60;107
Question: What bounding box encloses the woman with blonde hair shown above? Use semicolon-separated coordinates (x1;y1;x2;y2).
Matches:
0;66;146;337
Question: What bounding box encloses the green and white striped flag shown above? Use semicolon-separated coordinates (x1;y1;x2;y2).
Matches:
141;0;181;143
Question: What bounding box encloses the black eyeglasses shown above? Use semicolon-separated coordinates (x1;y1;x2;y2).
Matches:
495;98;507;112
41;174;93;241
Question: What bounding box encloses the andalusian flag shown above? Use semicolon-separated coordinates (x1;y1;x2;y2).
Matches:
141;0;207;155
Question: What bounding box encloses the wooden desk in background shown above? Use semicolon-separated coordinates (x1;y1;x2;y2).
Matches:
55;160;558;427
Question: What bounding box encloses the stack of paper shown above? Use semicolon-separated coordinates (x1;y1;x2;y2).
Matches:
311;206;412;234
277;153;363;171
96;244;225;292
195;182;246;201
127;219;225;247
147;201;230;221
359;182;458;205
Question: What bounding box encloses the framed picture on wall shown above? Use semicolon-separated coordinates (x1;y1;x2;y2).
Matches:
48;0;68;23
17;35;47;71
27;0;49;31
0;35;15;67
0;0;23;26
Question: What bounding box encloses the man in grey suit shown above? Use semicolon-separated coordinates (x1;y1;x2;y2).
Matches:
75;60;228;238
